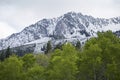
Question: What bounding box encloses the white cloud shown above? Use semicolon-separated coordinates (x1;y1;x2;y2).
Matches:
0;22;16;39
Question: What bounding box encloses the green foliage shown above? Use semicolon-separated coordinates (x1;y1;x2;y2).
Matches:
77;31;120;80
35;54;49;67
26;65;45;80
22;54;36;70
0;31;120;80
77;44;103;80
0;55;23;80
46;43;78;80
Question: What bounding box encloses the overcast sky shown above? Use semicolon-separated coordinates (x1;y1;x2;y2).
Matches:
0;0;120;39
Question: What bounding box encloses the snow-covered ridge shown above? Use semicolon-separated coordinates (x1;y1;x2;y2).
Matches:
0;11;120;51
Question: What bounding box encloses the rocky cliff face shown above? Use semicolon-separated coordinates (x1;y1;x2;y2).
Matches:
0;12;120;53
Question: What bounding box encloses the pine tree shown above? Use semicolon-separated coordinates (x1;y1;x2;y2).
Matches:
54;43;63;50
76;41;81;50
0;50;5;61
5;46;11;58
45;41;52;54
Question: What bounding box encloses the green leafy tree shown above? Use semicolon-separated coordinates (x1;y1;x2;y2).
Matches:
77;31;120;80
0;55;24;80
77;44;103;80
35;54;49;67
22;54;36;70
25;65;45;80
46;43;78;80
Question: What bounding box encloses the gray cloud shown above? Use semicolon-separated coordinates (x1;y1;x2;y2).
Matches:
0;0;120;38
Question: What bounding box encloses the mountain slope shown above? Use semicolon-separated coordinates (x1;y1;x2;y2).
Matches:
0;12;120;53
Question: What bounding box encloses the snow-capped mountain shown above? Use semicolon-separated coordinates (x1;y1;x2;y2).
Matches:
0;12;120;53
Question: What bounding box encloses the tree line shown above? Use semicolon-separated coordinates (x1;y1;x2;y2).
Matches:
0;31;120;80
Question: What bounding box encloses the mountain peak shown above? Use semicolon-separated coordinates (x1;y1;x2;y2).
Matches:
0;11;120;53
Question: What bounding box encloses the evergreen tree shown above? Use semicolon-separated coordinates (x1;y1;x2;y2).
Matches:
54;43;63;50
45;41;52;54
76;41;81;50
0;52;5;61
5;46;11;58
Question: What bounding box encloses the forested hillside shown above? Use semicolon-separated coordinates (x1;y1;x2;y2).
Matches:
0;31;120;80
